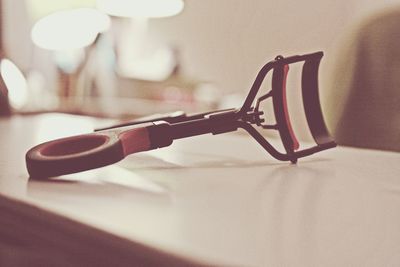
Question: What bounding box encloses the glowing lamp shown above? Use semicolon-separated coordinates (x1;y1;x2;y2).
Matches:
0;59;28;109
96;0;184;18
96;0;184;81
31;8;110;51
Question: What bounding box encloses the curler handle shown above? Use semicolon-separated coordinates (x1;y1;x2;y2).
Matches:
26;123;154;179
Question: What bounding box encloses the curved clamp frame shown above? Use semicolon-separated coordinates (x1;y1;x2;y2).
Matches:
238;51;336;163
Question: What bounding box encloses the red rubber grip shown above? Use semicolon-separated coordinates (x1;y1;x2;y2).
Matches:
282;64;300;151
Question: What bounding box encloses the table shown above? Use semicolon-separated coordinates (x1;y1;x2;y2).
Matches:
1;113;400;266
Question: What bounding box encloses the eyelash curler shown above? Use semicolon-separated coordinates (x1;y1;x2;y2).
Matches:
26;51;336;178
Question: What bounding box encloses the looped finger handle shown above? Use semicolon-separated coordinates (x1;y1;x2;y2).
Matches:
26;124;152;179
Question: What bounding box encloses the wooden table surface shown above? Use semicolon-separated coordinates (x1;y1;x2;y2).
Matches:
1;113;400;266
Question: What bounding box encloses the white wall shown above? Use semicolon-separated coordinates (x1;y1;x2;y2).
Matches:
147;0;398;92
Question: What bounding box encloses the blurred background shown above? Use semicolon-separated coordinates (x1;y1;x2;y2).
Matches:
0;0;399;150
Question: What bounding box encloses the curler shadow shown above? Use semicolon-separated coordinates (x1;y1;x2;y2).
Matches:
119;151;332;171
